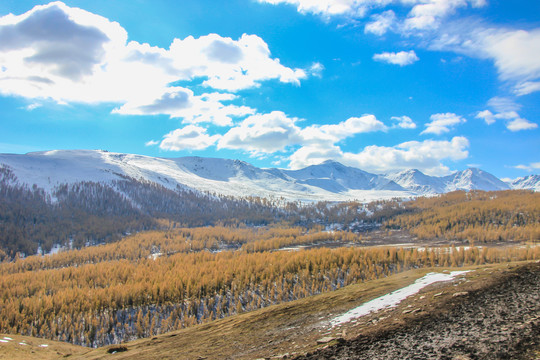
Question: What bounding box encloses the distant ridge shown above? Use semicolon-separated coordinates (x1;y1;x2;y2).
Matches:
506;174;540;192
0;150;536;202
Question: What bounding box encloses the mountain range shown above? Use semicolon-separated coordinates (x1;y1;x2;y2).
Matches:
0;150;537;202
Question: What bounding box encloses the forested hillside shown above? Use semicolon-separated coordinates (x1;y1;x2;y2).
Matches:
385;190;540;242
0;226;537;347
0;165;405;258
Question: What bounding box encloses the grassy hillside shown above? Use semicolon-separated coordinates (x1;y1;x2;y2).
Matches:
72;262;534;360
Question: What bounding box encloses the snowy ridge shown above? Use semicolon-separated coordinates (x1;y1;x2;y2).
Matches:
385;169;446;194
506;175;540;192
443;168;510;192
388;167;513;194
0;150;536;203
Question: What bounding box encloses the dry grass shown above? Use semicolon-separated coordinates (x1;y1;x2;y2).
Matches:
73;262;526;360
1;261;530;360
0;333;87;359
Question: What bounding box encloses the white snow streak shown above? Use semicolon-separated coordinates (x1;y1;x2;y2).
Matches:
330;270;469;327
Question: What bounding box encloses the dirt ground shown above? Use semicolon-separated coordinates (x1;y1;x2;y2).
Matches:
294;262;540;360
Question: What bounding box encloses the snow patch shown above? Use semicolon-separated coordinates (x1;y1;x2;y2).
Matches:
330;270;469;327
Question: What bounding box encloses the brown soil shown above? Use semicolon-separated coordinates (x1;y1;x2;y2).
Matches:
295;262;540;360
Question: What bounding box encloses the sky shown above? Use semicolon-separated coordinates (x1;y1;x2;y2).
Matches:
0;0;538;179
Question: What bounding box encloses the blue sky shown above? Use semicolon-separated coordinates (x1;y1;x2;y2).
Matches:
0;0;538;178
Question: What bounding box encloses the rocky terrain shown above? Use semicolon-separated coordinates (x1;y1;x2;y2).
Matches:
296;262;540;360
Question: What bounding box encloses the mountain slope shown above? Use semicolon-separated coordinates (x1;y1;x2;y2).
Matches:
385;169;446;194
0;150;412;202
443;168;510;192
0;150;534;204
284;160;404;192
507;175;540;192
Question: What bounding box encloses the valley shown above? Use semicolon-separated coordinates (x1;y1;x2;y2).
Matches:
0;152;538;359
1;0;539;358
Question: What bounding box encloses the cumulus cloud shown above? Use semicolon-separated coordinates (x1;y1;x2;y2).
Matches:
475;110;495;125
506;117;538;132
390;115;416;129
302;115;388;145
421;112;465;135
218;111;302;153
373;50;419;66
0;2;307;120
475;97;537;131
365;10;396;35
218;112;388;154
159;125;220;151
403;0;483;31
168;33;307;91
113;88;255;126
289;136;470;175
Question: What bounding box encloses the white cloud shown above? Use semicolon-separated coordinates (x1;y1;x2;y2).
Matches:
431;26;540;94
506;117;538;132
168;33;307;91
289;136;470;175
373;50;419;66
159;125;220;151
475;110;495;125
365;10;396;35
0;2;307;117
113;88;255;126
486;96;520;113
404;0;477;31
476;98;537;131
421;112;465;135
257;0;378;18
302;115;387;144
26;103;42;111
258;0;484;33
514;162;540;172
391;115;416;129
478;28;540;83
218;112;387;154
145;140;159;147
309;62;325;77
513;81;540;96
218;111;302;153
265;0;537;96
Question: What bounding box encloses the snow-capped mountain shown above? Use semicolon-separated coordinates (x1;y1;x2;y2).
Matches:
0;150;533;203
283;160;404;193
507;175;540;192
387;168;512;194
443;168;510;192
386;169;446;194
0;150;410;202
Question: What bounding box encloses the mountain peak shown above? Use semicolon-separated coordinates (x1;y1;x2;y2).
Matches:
0;151;536;204
319;159;345;167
